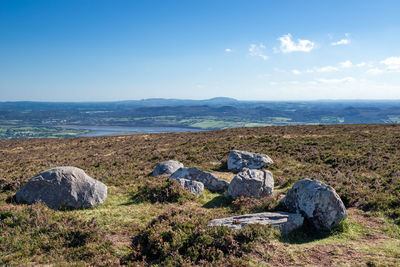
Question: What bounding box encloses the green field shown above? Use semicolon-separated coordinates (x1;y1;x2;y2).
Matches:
0;126;89;139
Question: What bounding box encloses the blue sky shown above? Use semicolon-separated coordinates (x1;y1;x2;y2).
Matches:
1;0;399;101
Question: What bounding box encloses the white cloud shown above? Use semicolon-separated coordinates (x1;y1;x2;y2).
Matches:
316;66;339;72
278;34;315;53
380;56;400;71
366;68;384;75
292;69;301;75
249;43;269;60
331;39;351;46
340;60;353;68
356;62;367;67
225;48;232;53
317;77;355;84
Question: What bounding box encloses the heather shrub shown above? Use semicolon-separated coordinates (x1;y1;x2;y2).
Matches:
0;203;117;265
230;195;284;214
131;177;196;204
127;207;279;265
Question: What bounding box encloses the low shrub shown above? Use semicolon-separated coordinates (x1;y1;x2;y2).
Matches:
130;177;196;204
0;203;117;265
230;195;284;214
126;206;279;265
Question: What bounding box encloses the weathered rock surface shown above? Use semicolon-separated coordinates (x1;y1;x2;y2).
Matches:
173;178;204;195
227;150;273;172
170;167;229;192
209;211;304;234
282;178;347;231
152;160;184;176
226;168;274;199
15;166;107;210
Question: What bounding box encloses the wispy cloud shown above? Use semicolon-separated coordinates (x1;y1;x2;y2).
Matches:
278;34;315;53
366;68;384;75
292;69;301;75
316;77;355;83
225;48;232;53
316;66;339;73
249;43;269;60
331;39;351;46
380;56;400;71
340;60;353;68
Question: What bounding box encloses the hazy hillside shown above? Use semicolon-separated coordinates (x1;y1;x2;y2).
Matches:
0;124;399;265
1;99;400;139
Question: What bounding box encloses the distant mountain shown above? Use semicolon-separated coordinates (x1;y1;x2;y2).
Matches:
0;99;399;132
116;97;239;107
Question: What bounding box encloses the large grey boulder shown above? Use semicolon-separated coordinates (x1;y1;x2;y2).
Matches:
209;211;304;235
152;160;184;176
170;167;228;192
173;178;204;195
227;150;273;172
15;167;107;210
226;168;274;199
282;178;347;231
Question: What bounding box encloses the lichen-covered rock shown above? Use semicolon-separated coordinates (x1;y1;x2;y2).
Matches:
209;211;304;234
282;178;347;231
227;150;273;172
152;160;184;176
15;166;107;210
226;168;274;199
172;178;204;195
170;167;228;192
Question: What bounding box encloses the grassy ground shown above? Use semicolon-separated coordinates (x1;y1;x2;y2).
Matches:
0;124;399;265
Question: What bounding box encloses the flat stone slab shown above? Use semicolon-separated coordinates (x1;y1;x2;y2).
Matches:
209;211;303;234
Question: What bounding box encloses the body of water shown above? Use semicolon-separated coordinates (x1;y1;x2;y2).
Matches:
60;125;204;137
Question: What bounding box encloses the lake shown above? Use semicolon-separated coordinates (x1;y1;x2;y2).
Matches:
60;125;204;137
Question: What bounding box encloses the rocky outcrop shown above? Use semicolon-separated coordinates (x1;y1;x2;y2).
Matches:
173;178;204;195
282;178;347;231
152;160;184;176
209;211;304;234
170;167;228;192
227;150;273;172
15;166;107;210
226;168;274;199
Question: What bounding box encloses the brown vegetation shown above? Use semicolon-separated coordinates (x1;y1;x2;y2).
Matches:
0;124;399;265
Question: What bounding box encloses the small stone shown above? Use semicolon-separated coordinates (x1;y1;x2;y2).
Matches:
226;168;274;199
152;160;184;176
170;167;228;192
227;150;273;172
173;178;204;195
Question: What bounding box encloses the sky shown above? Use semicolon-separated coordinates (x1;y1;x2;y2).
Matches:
0;0;400;101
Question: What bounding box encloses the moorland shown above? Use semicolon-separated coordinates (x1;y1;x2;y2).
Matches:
0;124;399;265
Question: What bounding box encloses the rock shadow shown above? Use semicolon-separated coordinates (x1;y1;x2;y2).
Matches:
203;195;232;209
280;219;348;244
